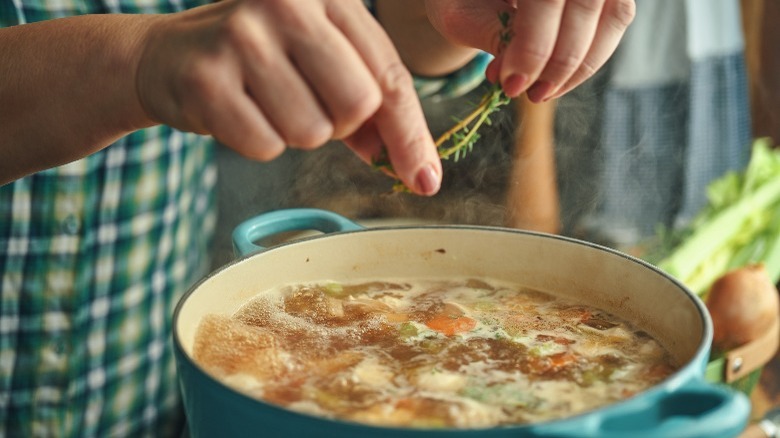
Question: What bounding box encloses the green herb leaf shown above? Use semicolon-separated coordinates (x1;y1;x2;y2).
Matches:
372;12;514;193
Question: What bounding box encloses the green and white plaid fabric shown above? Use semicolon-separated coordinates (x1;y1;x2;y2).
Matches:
0;128;216;435
0;1;487;436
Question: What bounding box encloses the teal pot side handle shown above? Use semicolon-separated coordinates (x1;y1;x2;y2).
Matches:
540;377;751;438
232;208;364;256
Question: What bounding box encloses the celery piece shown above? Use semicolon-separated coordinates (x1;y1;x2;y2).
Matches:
756;207;780;283
726;232;768;271
681;246;733;296
398;322;419;338
741;138;780;195
460;382;538;407
656;139;780;295
322;282;345;298
657;175;780;292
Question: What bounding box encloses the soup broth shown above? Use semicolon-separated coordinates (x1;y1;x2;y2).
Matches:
192;278;678;428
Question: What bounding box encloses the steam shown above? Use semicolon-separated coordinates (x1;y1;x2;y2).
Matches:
283;82;518;227
553;69;610;240
213;76;607;269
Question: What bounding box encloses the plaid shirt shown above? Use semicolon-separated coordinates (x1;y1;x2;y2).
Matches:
0;1;487;437
0;104;216;438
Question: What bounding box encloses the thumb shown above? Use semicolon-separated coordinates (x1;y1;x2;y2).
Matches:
425;0;515;55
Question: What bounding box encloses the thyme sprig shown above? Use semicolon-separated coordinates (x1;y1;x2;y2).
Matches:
373;12;513;193
435;84;510;163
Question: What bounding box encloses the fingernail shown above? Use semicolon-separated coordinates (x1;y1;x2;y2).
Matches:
502;73;529;98
527;80;555;103
415;164;441;196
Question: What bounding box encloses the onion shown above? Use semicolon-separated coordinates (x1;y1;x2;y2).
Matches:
706;264;780;351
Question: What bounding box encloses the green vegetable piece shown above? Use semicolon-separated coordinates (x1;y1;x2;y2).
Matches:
373;13;513;193
322;282;345;298
461;382;537;407
398;322;419;338
655;138;780;295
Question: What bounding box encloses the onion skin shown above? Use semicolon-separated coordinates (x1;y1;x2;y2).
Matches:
706;264;780;351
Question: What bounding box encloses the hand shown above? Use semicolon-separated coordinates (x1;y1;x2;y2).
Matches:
136;0;442;195
424;0;636;102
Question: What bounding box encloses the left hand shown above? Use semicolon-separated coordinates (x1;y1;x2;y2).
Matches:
424;0;636;102
135;0;443;196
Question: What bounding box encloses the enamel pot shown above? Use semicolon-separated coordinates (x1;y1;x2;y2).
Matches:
173;208;751;438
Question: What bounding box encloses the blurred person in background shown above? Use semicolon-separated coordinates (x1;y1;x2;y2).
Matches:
554;0;750;250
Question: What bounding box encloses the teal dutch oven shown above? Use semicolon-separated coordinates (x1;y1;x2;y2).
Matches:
173;208;751;438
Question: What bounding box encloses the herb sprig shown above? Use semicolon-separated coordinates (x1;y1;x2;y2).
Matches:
372;12;513;193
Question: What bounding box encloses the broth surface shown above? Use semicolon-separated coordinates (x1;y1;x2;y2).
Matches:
192;278;677;428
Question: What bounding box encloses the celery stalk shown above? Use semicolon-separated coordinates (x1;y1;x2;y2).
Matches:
657;176;780;292
757;207;780;282
655;139;780;296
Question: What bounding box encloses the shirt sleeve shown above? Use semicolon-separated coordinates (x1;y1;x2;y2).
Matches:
363;0;490;100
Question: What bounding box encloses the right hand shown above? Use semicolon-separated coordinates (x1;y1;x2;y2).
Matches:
135;0;442;195
424;0;636;102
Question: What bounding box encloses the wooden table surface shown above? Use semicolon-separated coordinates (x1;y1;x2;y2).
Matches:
751;348;780;423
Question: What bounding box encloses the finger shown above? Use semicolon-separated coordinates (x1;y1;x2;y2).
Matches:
343;120;422;184
549;0;636;99
330;4;442;196
342;120;382;166
500;0;566;98
526;0;605;103
174;45;286;160
425;0;514;55
200;82;286;161
372;68;441;195
345;121;413;183
232;15;334;149
286;10;382;141
485;56;502;84
244;57;334;150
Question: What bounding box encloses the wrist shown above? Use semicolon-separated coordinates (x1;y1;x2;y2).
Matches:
115;14;167;132
375;0;478;78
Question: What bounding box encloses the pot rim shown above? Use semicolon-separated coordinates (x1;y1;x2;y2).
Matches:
173;224;714;432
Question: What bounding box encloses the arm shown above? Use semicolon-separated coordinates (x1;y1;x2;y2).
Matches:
0;14;157;184
1;0;443;196
505;96;559;233
373;0;479;78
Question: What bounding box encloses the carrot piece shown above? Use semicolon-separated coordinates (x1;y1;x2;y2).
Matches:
549;352;578;369
425;315;477;336
526;351;579;375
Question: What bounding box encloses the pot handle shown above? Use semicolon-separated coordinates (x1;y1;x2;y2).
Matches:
540;377;750;438
232;208;364;256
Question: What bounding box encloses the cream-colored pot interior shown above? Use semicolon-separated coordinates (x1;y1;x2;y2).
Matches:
176;227;706;367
